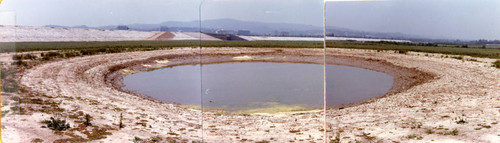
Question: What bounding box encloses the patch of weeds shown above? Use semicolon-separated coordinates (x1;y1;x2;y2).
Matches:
12;54;37;60
319;128;333;133
357;132;376;141
119;112;124;129
477;124;491;129
436;125;444;130
12;59;28;66
114;107;123;112
31;138;44;143
39;102;65;114
168;131;179;136
425;129;435;134
40;52;64;61
451;56;464;60
411;122;423;129
255;140;270;143
132;136;143;143
150;136;162;142
467;58;478;62
10;105;24;114
84;114;92;126
136;122;147;127
1;110;9;117
329;132;341;143
443;128;459;136
397;50;408;54
42;117;70;131
1;78;19;93
84;126;112;140
407;134;423;140
289;129;300;133
68;111;84;119
22;98;44;104
493;60;500;68
9;96;20;101
407;134;417;139
455;116;468;124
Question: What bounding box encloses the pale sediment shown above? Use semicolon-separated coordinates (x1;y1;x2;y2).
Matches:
4;47;499;142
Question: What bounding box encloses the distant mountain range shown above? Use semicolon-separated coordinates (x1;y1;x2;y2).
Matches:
44;18;473;43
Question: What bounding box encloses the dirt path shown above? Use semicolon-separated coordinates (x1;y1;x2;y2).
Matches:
2;48;499;142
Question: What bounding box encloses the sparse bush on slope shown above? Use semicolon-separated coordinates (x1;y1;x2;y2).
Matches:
493;60;500;68
42;117;71;131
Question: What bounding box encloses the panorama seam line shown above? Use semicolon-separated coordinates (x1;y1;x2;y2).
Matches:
199;0;204;142
323;1;328;142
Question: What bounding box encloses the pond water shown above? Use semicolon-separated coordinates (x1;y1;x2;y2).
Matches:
123;62;393;112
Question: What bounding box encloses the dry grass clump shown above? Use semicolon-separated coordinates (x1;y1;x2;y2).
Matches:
493;60;500;68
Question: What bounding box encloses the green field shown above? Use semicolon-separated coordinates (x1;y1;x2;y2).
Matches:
1;40;499;59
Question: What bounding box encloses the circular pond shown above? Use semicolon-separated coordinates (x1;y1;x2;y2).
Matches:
122;62;393;112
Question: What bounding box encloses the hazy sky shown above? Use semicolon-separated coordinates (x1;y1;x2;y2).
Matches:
0;0;499;40
326;0;500;40
0;0;323;27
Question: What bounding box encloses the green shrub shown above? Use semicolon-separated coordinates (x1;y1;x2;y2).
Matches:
43;117;71;131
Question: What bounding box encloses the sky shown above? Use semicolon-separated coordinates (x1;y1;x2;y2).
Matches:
0;0;499;40
0;0;323;27
326;0;500;40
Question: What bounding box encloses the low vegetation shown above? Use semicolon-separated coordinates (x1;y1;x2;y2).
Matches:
132;136;143;143
0;67;19;93
444;128;459;136
31;138;44;143
42;117;71;131
84;114;92;126
493;60;500;68
119;112;124;129
406;134;423;140
2;40;499;59
455;116;468;124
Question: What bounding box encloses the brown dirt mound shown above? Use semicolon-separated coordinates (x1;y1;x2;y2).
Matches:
147;32;175;40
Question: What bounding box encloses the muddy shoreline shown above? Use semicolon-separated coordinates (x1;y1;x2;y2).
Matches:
106;48;434;110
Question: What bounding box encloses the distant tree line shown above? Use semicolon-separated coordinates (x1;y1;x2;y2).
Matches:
468;39;500;45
